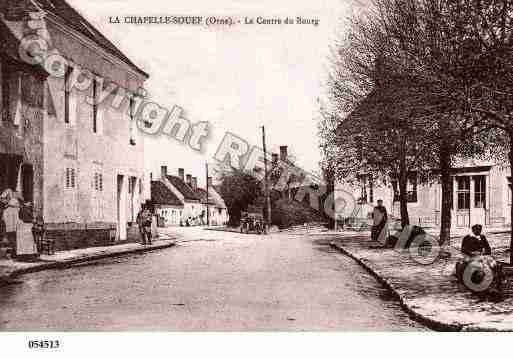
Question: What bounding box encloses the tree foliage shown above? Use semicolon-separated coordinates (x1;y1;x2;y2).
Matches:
321;0;513;253
218;170;263;226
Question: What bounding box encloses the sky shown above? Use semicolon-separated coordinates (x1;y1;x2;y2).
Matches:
67;0;365;186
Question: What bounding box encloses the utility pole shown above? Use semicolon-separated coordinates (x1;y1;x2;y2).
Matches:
261;126;272;232
206;163;210;226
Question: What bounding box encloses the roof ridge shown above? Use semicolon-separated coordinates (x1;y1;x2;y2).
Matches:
36;0;148;77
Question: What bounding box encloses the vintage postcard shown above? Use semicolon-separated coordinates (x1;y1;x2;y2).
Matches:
1;0;513;353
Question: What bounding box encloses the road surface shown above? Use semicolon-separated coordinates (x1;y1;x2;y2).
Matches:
0;228;426;331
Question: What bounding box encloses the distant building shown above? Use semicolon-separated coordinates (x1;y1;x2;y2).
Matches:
208;179;229;226
193;177;229;226
152;167;230;227
155;167;202;226
151;180;183;227
0;0;149;249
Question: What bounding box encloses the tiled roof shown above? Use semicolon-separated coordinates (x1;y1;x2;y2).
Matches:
151;181;183;207
166;176;200;202
27;0;148;77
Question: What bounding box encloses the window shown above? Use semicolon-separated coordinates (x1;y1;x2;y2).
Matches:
407;174;418;203
391;173;417;203
508;177;512;206
1;63;9;122
128;177;137;195
456;176;470;210
64;66;73;124
65;168;76;189
368;176;374;203
92;78;98;133
1;68;23;126
129;97;136;145
93;172;103;191
474;176;486;208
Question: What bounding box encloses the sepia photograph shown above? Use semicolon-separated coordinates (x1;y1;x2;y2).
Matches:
0;0;513;355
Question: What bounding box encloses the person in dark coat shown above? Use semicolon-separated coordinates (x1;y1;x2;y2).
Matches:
32;213;45;253
461;224;491;256
141;207;153;245
371;199;388;242
136;206;146;245
456;224;498;293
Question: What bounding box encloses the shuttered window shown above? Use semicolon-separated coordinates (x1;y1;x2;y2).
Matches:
65;168;76;189
93;172;103;191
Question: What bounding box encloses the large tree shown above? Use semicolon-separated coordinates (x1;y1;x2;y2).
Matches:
322;0;500;246
218;170;263;226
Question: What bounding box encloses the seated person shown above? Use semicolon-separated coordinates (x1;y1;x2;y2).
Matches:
461;224;491;257
456;224;499;292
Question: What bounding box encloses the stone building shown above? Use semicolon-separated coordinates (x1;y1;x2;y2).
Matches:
152;166;229;227
192;176;229;226
151;180;184;227
207;178;229;226
155;167;202;225
335;160;512;229
0;0;149;249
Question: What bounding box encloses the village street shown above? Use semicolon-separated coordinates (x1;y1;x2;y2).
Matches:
0;228;425;331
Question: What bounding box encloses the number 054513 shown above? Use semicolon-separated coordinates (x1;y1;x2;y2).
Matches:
28;340;60;349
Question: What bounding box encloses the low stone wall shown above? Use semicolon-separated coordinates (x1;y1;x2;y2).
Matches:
45;222;142;251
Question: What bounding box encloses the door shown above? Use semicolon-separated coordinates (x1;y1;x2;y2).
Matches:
21;164;34;203
117;175;127;240
471;175;487;226
455;176;470;227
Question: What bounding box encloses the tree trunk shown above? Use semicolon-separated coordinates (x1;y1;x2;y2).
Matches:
439;145;452;246
398;162;410;228
509;131;513;264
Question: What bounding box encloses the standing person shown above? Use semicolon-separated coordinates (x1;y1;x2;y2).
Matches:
136;206;146;245
32;213;45;253
141;206;152;245
371;199;388;242
150;208;158;243
2;198;21;256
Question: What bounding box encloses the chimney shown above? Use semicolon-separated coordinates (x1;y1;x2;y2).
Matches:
280;146;288;162
272;153;279;164
161;165;168;179
192;177;198;191
178;168;185;181
186;174;192;186
207;177;213;188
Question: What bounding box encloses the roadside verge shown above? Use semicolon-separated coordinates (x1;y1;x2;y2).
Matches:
330;234;513;331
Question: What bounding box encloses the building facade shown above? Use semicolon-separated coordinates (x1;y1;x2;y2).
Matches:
151;180;184;227
335;162;512;229
0;0;149;248
156;167;202;225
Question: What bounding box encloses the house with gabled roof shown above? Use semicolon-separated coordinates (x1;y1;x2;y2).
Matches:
0;0;149;249
151;180;184;227
157;166;202;225
206;178;229;226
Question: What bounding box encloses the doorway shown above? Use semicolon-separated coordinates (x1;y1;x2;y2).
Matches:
117;174;127;240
